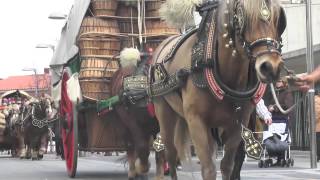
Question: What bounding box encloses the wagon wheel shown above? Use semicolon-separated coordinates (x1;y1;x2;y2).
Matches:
60;71;78;178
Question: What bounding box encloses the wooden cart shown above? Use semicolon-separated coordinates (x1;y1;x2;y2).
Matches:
51;0;178;177
0;90;34;155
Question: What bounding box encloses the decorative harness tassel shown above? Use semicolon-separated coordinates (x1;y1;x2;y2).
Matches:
241;124;263;160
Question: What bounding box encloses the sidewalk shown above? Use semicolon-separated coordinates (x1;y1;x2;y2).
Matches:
82;150;320;179
177;150;320;180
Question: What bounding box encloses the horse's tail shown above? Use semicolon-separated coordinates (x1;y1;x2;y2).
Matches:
159;0;203;29
174;117;191;161
119;48;140;68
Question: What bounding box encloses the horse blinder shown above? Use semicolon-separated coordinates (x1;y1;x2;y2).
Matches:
231;2;286;60
278;7;287;37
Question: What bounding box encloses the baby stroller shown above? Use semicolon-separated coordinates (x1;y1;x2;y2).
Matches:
258;114;294;168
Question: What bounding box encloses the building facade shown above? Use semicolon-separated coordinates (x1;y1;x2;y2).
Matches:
0;73;51;98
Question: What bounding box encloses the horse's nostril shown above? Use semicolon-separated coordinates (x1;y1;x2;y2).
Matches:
260;61;274;78
260;62;272;73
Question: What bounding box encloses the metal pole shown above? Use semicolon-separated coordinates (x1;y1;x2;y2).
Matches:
34;69;39;97
305;0;317;168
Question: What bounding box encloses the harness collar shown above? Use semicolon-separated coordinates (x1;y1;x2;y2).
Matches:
200;2;267;104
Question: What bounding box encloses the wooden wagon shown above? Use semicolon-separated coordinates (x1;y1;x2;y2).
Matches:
0;90;34;156
50;0;178;177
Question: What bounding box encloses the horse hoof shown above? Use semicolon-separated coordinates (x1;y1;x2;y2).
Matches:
38;154;43;160
135;174;148;180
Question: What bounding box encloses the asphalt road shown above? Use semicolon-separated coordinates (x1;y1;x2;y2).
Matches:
0;151;319;180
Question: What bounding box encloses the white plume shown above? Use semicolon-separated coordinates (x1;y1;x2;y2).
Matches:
120;48;141;67
159;0;203;28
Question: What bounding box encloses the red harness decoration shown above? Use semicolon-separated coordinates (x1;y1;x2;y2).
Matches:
147;102;156;118
252;83;267;104
205;68;224;100
205;67;267;104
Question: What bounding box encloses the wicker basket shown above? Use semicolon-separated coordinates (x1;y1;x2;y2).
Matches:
91;0;118;16
145;0;164;17
78;37;121;57
79;78;112;100
120;36;139;49
116;5;139;34
79;57;119;78
79;17;120;37
116;3;138;17
145;19;179;36
79;57;119;101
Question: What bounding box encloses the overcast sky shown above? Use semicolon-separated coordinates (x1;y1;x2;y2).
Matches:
0;0;74;79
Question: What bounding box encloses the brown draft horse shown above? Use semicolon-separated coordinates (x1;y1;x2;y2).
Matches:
20;97;53;160
151;0;286;179
0;110;20;157
110;51;162;180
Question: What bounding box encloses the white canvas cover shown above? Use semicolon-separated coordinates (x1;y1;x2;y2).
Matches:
66;73;83;103
49;0;91;84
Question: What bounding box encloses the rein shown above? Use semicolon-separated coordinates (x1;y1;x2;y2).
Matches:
20;108;31;126
268;65;306;114
31;105;58;128
19;102;58;129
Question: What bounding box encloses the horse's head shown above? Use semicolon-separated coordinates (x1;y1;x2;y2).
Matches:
31;97;53;120
221;0;286;83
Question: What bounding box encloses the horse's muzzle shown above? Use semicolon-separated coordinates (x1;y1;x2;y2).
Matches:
257;60;282;83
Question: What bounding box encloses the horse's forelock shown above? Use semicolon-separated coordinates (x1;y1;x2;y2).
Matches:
243;0;281;34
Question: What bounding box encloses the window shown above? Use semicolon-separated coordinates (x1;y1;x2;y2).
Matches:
281;0;305;4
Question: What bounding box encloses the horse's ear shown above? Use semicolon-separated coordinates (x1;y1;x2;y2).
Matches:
278;7;287;36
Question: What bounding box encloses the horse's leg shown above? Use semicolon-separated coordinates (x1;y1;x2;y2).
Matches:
185;115;216;180
230;141;245;180
220;126;242;180
16;127;27;159
115;107;150;179
134;137;150;180
154;97;178;180
231;112;256;180
31;133;40;160
38;131;48;159
127;146;137;180
155;150;165;180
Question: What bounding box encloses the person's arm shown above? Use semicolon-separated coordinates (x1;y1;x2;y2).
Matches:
295;66;320;92
256;99;272;125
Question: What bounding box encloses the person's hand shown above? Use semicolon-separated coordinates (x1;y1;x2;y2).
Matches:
268;105;274;112
264;118;272;125
294;74;314;92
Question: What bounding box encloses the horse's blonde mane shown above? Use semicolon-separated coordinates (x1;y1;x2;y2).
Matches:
243;0;281;34
159;0;203;28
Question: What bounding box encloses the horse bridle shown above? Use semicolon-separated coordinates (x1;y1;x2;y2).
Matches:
229;0;285;61
194;0;287;101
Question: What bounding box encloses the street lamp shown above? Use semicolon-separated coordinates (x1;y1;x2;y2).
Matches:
48;12;67;20
22;68;39;97
36;44;55;51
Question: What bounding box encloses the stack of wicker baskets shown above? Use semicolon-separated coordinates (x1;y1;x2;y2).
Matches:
78;0;121;101
91;0;179;50
143;0;179;50
78;0;179;101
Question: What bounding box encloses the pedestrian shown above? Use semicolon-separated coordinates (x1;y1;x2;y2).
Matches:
256;98;273;125
314;92;320;162
295;66;320;92
295;66;320;161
